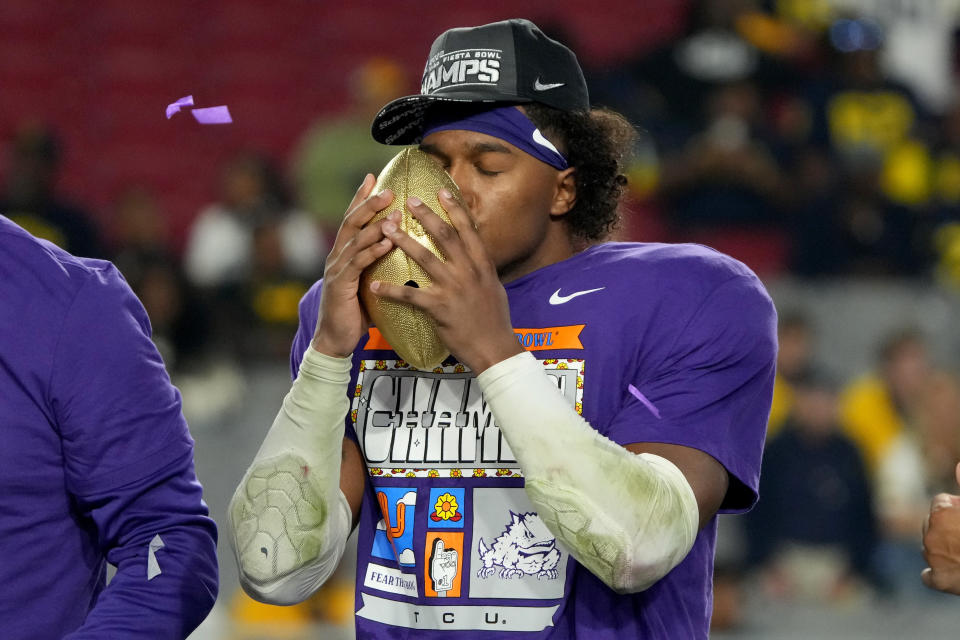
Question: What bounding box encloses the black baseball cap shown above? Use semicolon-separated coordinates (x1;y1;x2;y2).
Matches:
371;18;589;145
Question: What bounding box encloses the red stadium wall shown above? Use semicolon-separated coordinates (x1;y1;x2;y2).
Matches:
0;0;688;251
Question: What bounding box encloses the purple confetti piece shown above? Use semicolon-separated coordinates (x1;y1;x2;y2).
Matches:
165;95;194;119
628;384;661;419
191;105;232;125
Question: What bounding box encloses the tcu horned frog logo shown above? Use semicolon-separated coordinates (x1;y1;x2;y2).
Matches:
476;512;560;580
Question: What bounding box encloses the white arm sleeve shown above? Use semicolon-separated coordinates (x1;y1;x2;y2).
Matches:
477;351;700;594
228;347;354;605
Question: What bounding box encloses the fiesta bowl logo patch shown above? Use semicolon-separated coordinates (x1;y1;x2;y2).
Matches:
422;49;503;94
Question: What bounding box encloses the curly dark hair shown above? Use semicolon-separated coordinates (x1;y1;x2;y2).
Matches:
523;104;637;242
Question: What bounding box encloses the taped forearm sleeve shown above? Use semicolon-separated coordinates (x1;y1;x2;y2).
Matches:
228;347;353;605
477;351;700;594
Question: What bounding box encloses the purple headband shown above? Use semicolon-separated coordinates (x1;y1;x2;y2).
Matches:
422;105;569;170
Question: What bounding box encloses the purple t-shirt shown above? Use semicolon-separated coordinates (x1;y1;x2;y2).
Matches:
291;242;777;639
0;216;218;639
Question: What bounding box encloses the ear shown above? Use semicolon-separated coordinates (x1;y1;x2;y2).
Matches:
549;167;576;217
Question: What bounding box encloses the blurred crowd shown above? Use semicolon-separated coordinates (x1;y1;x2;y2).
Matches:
738;319;959;607
593;0;960;284
5;0;960;635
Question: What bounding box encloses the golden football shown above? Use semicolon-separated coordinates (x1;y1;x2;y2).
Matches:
359;148;466;369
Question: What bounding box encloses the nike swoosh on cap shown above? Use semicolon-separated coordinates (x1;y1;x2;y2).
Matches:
549;287;605;305
534;78;565;91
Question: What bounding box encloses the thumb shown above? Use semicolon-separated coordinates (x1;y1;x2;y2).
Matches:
955;461;960;488
922;567;935;591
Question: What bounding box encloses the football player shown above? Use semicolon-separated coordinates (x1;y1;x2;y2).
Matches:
230;18;776;639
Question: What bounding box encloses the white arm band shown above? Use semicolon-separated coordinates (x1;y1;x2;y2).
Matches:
477;351;700;593
228;347;354;605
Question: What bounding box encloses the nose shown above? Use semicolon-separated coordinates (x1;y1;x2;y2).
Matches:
446;162;478;212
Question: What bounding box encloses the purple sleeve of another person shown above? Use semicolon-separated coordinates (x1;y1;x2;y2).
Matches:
50;265;217;639
605;274;777;512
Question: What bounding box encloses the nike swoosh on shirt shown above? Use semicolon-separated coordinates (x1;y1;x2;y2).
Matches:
549;287;605;305
534;78;565;91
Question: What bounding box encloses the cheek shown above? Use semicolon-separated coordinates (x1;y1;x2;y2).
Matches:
473;201;512;261
465;162;559;265
476;189;551;263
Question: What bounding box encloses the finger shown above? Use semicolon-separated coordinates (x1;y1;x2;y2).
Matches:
438;188;487;262
921;566;960;594
333;212;399;279
338;174;389;242
330;188;395;260
407;196;468;265
345;173;376;214
955;462;960;488
369;279;431;310
339;236;394;281
346;187;394;231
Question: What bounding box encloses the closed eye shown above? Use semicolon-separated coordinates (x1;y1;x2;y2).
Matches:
418;144;449;168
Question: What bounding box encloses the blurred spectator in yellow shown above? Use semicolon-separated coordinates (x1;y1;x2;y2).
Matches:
786;21;932;276
780;9;960;280
809;21;920;155
745;368;877;603
734;1;824;64
922;462;960;596
927;102;960;287
292;58;406;232
772;0;834;33
767;311;814;437
0;123;104;258
874;369;960;532
806;20;935;206
840;328;960;597
839;328;930;474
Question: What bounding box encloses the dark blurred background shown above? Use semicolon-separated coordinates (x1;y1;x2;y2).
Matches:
6;0;960;637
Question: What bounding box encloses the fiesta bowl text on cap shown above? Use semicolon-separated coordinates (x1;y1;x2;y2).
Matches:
371;18;589;146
